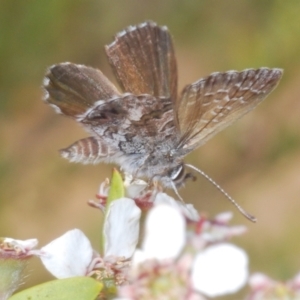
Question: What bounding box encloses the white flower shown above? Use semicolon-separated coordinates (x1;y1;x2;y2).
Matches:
122;204;248;299
40;198;141;278
154;192;200;221
104;198;141;258
123;173;147;199
248;272;273;289
192;243;248;297
133;204;186;264
247;272;300;299
40;229;93;278
1;238;38;254
199;212;247;244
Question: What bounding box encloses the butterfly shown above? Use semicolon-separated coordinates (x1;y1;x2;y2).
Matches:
43;21;282;195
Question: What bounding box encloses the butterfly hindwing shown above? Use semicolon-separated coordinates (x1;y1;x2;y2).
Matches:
44;63;120;117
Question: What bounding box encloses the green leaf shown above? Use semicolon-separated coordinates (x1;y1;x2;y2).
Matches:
107;168;124;205
9;277;102;300
0;257;27;297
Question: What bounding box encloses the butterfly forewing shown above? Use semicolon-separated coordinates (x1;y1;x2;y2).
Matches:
175;68;283;151
105;21;178;100
44;63;120;117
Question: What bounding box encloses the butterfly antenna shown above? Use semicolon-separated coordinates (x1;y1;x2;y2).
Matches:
185;164;257;223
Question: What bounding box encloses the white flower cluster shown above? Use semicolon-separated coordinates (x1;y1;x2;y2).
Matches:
2;177;299;299
38;178;248;299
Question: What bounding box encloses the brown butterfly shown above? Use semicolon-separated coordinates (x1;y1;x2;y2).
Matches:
43;21;282;202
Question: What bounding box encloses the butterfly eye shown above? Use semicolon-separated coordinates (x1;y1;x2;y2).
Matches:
169;164;197;189
169;164;185;181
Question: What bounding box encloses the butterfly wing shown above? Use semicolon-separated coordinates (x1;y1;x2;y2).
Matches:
105;21;178;100
175;68;283;152
43;62;120;117
43;63;124;163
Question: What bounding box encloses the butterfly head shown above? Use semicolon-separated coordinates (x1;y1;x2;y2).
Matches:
159;163;197;188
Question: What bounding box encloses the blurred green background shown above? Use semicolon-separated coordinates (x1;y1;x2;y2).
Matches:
1;0;300;298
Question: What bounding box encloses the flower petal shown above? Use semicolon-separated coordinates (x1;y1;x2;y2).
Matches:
155;193;199;221
192;243;248;297
104;198;141;258
214;211;233;223
140;204;186;260
1;238;38;255
123;173;147;198
40;229;93;278
248;272;274;289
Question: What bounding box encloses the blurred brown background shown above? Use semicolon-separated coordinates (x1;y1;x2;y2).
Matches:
1;0;300;298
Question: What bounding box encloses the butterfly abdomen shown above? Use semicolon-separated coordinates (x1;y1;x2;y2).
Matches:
59;137;113;164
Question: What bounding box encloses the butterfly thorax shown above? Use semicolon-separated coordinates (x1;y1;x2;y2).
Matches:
58;92;186;186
